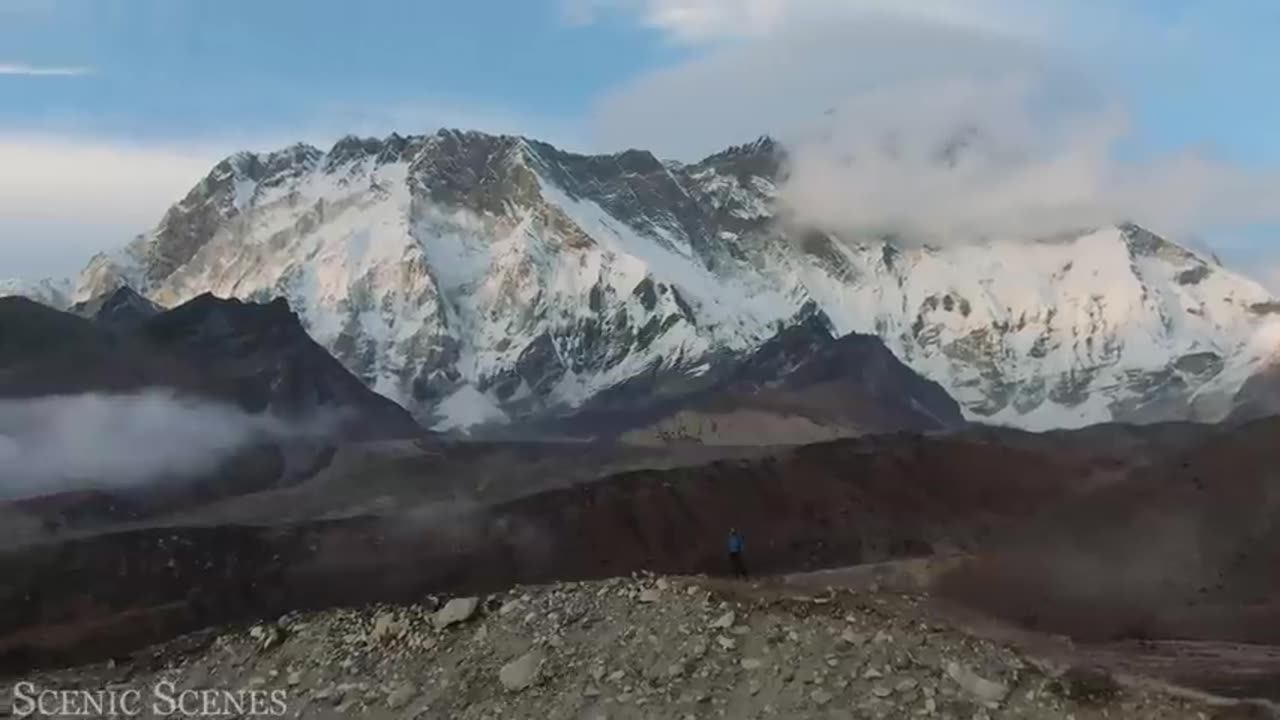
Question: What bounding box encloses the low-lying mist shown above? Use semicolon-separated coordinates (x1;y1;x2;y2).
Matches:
0;389;346;499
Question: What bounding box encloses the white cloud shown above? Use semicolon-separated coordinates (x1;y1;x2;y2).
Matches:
0;62;92;76
577;0;1074;42
0;389;343;498
0;135;221;277
591;11;1087;160
587;4;1280;248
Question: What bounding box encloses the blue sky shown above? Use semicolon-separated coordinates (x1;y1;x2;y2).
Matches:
0;0;683;148
1;0;1279;283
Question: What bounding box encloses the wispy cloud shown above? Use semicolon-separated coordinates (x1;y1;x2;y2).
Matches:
0;389;344;498
572;0;1073;43
0;134;221;277
585;2;1280;252
0;61;92;77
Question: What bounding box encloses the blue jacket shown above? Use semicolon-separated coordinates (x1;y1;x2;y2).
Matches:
728;531;744;553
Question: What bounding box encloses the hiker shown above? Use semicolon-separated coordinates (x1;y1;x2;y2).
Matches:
728;527;747;578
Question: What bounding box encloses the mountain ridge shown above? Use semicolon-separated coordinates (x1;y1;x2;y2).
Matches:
0;291;423;441
26;127;1280;432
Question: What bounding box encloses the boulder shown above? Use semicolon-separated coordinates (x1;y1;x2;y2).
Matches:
433;597;479;630
946;662;1009;706
500;649;544;692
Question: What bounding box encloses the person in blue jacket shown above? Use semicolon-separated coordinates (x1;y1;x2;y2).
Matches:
728;527;747;578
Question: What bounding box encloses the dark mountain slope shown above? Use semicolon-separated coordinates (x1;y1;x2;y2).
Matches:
536;313;965;443
138;293;420;438
0;293;422;439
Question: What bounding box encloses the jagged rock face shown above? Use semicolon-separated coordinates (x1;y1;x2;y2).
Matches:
70;286;161;330
72;130;1278;431
545;314;965;444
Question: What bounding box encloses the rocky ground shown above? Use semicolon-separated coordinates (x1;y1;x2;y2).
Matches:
5;575;1272;720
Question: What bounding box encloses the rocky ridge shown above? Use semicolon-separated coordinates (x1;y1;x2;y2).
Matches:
9;575;1264;720
539;314;966;443
0;291;421;439
57;129;1279;432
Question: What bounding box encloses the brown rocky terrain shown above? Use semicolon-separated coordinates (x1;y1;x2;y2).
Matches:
8;575;1267;720
619;408;857;446
0;423;1201;675
934;416;1280;699
3;404;1276;706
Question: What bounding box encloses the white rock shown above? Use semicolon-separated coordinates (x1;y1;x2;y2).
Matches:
946;662;1009;706
500;650;544;692
709;611;736;629
740;658;765;671
638;589;661;603
433;597;479;630
370;612;407;643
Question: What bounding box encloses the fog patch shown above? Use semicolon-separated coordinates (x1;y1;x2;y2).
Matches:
0;389;346;498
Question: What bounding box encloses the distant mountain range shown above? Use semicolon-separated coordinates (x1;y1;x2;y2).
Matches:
7;129;1280;433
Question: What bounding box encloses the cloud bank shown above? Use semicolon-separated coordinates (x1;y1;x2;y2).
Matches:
0;62;91;77
587;2;1280;246
0;389;343;499
0;136;221;277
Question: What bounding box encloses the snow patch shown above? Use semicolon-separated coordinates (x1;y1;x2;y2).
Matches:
432;385;509;431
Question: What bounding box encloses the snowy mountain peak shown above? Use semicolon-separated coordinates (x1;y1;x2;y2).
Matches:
57;128;1279;432
0;277;72;309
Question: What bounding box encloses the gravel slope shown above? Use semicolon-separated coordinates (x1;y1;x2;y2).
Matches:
7;575;1269;720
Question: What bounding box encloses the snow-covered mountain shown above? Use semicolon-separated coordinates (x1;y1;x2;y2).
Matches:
0;277;72;310
66;130;1280;431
